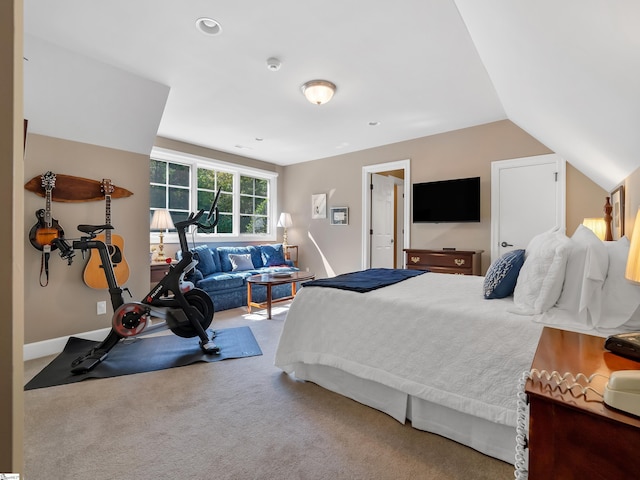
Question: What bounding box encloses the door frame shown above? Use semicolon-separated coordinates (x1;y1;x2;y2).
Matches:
490;153;566;262
361;159;411;269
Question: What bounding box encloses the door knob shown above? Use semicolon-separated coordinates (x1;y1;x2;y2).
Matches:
501;241;513;248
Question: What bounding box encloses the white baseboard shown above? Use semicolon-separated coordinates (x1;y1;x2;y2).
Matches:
24;327;112;361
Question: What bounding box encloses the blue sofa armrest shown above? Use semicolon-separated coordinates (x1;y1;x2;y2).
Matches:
186;268;204;283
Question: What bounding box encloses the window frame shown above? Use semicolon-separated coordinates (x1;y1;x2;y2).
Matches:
150;146;279;244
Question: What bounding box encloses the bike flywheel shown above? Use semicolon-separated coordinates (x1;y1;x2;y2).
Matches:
112;302;150;337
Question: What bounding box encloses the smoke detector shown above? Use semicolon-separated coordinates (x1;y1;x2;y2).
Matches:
266;57;282;71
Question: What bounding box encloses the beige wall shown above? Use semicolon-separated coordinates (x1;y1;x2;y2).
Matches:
566;162;611;235
24;134;150;344
282;120;606;277
1;0;24;474
624;167;640;239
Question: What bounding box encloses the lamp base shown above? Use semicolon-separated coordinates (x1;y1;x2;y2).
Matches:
155;232;166;262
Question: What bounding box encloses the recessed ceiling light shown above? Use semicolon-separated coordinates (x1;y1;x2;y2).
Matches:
368;121;380;126
195;17;222;36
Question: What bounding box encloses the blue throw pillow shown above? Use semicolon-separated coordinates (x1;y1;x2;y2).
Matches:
484;249;526;299
192;245;218;276
261;244;286;267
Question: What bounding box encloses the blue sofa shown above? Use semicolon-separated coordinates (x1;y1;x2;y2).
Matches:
183;243;299;312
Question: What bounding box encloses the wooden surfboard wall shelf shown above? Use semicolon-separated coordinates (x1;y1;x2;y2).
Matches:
25;173;133;202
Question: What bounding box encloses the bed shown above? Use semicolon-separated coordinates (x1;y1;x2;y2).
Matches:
274;225;640;464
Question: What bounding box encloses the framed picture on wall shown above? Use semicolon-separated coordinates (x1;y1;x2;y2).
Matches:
611;185;625;240
330;207;349;225
312;193;326;219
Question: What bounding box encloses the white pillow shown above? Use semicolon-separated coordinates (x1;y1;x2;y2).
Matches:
229;253;255;272
513;228;572;314
598;237;640;329
555;225;608;326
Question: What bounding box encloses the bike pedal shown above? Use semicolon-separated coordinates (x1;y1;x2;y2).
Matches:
201;341;220;355
70;352;108;374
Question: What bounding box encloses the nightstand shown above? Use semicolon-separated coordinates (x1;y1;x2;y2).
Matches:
525;327;640;479
284;245;298;267
150;262;172;283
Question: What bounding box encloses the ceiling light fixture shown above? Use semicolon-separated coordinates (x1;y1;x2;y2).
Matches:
195;17;222;36
301;80;336;105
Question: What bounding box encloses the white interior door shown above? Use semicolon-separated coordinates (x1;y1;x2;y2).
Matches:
361;159;411;270
371;173;395;268
491;154;566;262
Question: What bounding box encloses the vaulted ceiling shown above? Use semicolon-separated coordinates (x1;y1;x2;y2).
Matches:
23;1;640;191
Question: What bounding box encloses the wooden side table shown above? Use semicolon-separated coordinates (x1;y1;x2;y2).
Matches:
284;245;298;267
150;262;171;283
526;327;640;479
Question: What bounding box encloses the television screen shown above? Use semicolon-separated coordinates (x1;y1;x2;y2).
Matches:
412;177;480;223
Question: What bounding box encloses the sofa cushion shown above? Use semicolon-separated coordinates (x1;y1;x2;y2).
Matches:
198;272;247;291
192;245;219;276
261;244;287;267
217;246;261;272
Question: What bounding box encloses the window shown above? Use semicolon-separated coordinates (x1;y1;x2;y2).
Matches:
150;147;278;242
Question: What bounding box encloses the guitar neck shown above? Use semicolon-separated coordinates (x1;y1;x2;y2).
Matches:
44;189;52;228
105;194;112;245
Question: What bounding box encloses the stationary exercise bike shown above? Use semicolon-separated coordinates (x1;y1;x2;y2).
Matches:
52;193;222;374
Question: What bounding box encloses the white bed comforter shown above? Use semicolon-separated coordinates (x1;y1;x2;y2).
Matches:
275;273;545;428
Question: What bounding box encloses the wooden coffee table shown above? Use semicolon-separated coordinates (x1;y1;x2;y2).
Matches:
247;271;315;319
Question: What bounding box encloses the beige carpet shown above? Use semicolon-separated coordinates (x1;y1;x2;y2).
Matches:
24;303;513;480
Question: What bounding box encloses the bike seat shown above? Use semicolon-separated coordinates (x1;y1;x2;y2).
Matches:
77;224;114;234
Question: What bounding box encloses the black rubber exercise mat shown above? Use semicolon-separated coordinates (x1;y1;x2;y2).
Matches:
25;327;262;390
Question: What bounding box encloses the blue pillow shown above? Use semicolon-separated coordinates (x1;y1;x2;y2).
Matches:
261;244;286;267
484;249;526;299
192;245;218;276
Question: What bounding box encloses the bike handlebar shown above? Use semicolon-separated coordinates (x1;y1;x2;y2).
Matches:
174;209;205;230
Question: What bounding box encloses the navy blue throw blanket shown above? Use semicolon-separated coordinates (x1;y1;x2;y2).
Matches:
303;268;427;293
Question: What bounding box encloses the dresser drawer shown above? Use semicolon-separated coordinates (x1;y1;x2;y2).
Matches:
404;249;483;275
407;252;472;269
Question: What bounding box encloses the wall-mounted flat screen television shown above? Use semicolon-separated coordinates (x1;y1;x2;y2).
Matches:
412;176;480;223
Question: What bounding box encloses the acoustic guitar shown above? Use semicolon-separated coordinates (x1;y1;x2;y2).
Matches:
29;171;64;251
83;179;130;288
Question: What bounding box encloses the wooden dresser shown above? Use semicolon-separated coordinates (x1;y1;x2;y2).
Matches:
404;249;483;275
526;327;640;479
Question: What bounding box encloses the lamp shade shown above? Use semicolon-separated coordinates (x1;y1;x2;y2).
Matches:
301;80;336;105
277;212;293;228
582;217;607;241
150;209;175;230
626;208;640;283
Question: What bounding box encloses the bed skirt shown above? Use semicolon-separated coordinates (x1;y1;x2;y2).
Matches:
292;362;515;465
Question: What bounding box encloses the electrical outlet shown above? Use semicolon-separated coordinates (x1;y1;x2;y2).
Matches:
97;301;107;315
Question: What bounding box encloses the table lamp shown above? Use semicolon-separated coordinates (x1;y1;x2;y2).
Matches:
150;209;174;262
626;208;640;283
277;212;293;248
582;217;607;241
